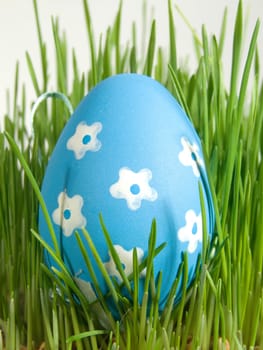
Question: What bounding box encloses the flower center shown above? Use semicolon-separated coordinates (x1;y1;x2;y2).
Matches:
130;184;140;195
63;209;71;220
192;222;198;235
82;134;91;145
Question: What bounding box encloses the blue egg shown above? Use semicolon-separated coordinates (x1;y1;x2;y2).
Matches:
39;73;214;311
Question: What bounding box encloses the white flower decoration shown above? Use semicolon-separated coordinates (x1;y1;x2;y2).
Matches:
52;191;86;237
104;245;146;282
73;277;97;302
178;210;202;253
67;121;102;159
178;137;204;177
109;167;158;210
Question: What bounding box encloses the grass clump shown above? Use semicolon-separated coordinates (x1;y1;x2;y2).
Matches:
1;0;263;348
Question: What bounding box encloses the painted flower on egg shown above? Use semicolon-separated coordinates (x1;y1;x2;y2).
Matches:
67;121;102;159
177;210;202;253
109;167;158;210
52;191;86;237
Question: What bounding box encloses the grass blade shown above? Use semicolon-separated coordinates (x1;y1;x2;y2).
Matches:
83;0;97;87
143;20;156;76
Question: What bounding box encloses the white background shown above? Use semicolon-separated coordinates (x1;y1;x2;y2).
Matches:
0;0;262;127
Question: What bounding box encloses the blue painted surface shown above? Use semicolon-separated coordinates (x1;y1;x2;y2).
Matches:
39;74;214;312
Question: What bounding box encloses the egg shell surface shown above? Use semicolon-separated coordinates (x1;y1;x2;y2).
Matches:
39;73;214;310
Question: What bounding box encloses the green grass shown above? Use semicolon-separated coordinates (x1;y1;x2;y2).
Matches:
1;0;263;348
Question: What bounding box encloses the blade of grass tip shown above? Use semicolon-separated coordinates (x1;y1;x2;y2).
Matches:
132;20;137;50
4;132;60;254
83;0;97;86
52;17;68;93
33;0;48;90
99;215;132;294
211;36;225;149
120;45;130;73
218;7;228;57
143;20;156;77
130;46;137;73
168;64;192;121
26;52;41;96
201;25;210;79
237;20;260;117
71;49;86;107
174;4;202;49
130;21;138;72
154;48;164;83
168;0;177;71
112;0;122;74
226;0;243;117
96;35;103;82
102;27;112;79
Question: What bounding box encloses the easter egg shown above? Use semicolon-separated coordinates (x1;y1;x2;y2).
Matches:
38;73;214;312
